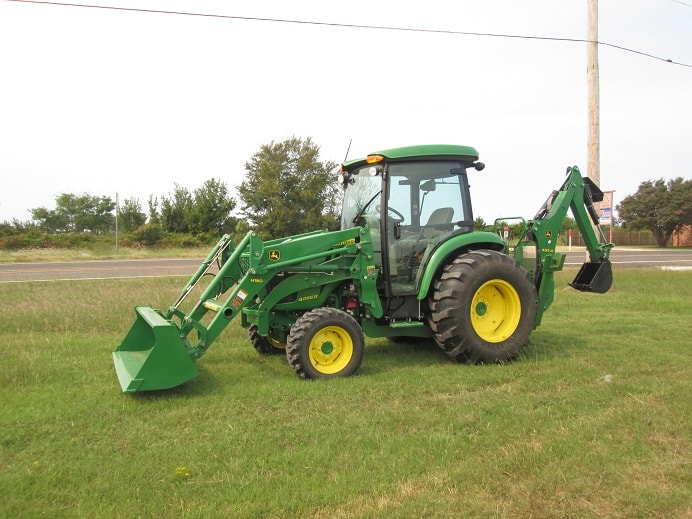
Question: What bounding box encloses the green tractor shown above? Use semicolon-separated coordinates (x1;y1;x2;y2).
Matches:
113;144;613;392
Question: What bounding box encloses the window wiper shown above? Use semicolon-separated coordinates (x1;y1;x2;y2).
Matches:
352;190;382;224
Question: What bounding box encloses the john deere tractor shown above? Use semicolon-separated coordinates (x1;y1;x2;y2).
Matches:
113;144;613;392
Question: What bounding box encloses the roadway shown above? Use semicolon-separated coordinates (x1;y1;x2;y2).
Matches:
562;248;692;270
0;257;202;283
0;248;690;283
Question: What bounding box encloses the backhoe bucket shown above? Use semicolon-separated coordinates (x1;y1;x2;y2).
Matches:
112;306;197;392
570;259;612;294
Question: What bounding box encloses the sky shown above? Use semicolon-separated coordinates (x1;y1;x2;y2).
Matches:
1;0;691;224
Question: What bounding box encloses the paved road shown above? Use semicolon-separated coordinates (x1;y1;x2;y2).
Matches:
0;248;690;283
0;258;203;283
563;248;692;269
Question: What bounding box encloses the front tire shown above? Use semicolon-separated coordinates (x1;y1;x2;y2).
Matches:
286;308;365;379
428;250;537;363
248;325;286;356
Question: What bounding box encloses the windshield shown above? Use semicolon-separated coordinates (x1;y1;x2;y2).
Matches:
340;166;382;229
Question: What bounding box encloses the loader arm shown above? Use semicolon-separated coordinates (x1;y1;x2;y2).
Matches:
512;166;613;325
170;226;382;354
113;226;381;392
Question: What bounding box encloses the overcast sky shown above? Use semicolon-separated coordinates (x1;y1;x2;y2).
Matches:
1;0;690;224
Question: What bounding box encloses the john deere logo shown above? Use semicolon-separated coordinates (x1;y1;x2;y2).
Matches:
545;230;553;238
269;250;280;261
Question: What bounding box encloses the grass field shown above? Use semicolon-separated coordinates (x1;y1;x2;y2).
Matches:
0;269;690;518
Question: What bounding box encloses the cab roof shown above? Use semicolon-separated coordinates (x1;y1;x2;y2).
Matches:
342;144;480;171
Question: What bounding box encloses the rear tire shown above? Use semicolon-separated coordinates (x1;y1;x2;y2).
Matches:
428;250;537;363
286;308;365;379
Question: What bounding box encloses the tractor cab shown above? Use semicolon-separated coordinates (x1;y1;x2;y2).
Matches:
340;145;483;306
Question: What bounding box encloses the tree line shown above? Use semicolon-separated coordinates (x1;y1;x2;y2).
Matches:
1;137;690;249
617;177;691;247
0;137;341;249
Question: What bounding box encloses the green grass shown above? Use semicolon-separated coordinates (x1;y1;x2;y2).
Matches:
0;245;208;263
0;270;690;518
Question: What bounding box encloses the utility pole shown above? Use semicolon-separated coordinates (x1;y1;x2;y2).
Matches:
586;0;602;250
115;192;119;255
587;0;600;188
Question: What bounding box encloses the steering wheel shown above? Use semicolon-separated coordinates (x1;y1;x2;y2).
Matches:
387;206;405;223
374;204;405;223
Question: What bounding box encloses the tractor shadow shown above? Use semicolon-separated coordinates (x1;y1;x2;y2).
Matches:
361;336;451;376
362;329;589;377
122;365;226;401
520;330;590;363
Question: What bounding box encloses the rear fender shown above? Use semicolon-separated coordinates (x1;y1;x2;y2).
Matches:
416;231;505;300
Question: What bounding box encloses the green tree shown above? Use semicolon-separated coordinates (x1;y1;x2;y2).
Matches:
561;216;577;235
492;219;525;241
118;197;147;232
160;185;193;233
147;195;160;225
31;193;114;233
237;137;340;239
617;177;692;247
188;178;237;234
30;206;66;233
0;219;34;237
85;196;115;233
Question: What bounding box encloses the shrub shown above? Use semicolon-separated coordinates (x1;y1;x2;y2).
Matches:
130;224;165;246
0;235;25;250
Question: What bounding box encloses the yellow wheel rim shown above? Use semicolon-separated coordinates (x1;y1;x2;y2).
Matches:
308;325;354;375
268;332;286;351
471;279;522;343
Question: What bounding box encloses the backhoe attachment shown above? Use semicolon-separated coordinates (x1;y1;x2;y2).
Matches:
501;166;614;325
566;174;613;293
570;257;612;293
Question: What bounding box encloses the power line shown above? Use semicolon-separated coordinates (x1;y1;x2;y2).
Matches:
5;0;692;68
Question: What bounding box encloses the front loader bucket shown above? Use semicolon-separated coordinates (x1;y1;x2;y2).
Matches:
112;306;197;392
570;259;612;294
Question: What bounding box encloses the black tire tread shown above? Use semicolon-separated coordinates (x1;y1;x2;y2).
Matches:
428;250;537;363
248;325;283;356
286;307;365;379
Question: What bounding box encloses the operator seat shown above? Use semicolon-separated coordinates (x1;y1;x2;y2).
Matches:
395;207;455;268
388;207;456;293
422;207;454;237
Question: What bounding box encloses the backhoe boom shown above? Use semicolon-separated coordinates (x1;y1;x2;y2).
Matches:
513;166;613;324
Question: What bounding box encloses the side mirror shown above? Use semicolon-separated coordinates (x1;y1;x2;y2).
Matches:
421;179;436;192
